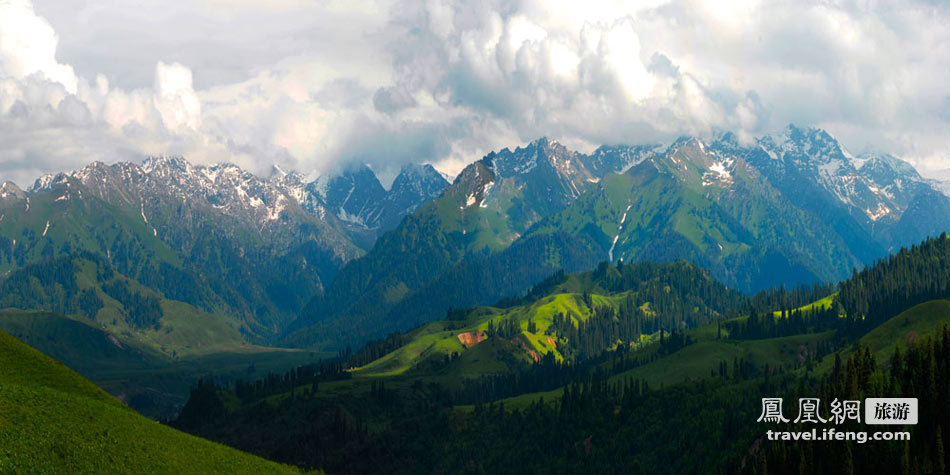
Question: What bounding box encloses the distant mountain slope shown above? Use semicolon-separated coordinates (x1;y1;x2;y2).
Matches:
2;126;944;356
376;163;451;231
527;137;862;291
0;309;163;376
314;164;388;228
0;328;295;473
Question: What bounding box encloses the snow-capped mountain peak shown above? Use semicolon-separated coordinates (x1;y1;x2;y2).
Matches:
731;125;935;225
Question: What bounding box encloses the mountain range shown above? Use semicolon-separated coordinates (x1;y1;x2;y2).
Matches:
0;124;946;354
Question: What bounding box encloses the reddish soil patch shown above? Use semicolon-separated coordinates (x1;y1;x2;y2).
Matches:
517;339;540;363
546;337;556;348
457;331;486;348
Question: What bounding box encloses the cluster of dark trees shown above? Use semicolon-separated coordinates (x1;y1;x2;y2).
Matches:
595;260;746;322
729;235;950;342
136;261;211;312
0;252;134;322
0;253;84;315
657;327;691;355
713;357;761;381
456;340;678;405
456;351;586;404
484;318;521;339
548;298;644;360
726;306;840;340
547;292;709;361
231;361;350;404
101;279;163;329
729;234;950;342
345;331;410;368
176;378;227;429
743;282;837;316
836;233;950;335
76;288;104;320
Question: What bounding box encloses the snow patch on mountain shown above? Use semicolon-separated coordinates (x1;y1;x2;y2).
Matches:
867;203;891;221
479;181;494;208
608;203;633;262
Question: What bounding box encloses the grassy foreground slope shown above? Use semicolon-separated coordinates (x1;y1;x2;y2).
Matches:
0;329;298;473
0;309;323;419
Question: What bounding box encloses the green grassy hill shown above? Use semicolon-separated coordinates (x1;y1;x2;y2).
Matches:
352;292;590;378
353;260;740;381
0;328;299;473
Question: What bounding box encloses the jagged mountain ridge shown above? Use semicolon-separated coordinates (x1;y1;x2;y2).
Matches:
311;163;450;244
33;157;449;246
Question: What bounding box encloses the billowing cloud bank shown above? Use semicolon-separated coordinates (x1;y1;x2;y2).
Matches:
1;0;949;185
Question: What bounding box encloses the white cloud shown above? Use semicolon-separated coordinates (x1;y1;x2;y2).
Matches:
0;0;948;185
0;0;77;93
154;61;201;131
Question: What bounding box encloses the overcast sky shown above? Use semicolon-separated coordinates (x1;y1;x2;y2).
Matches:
1;0;949;186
